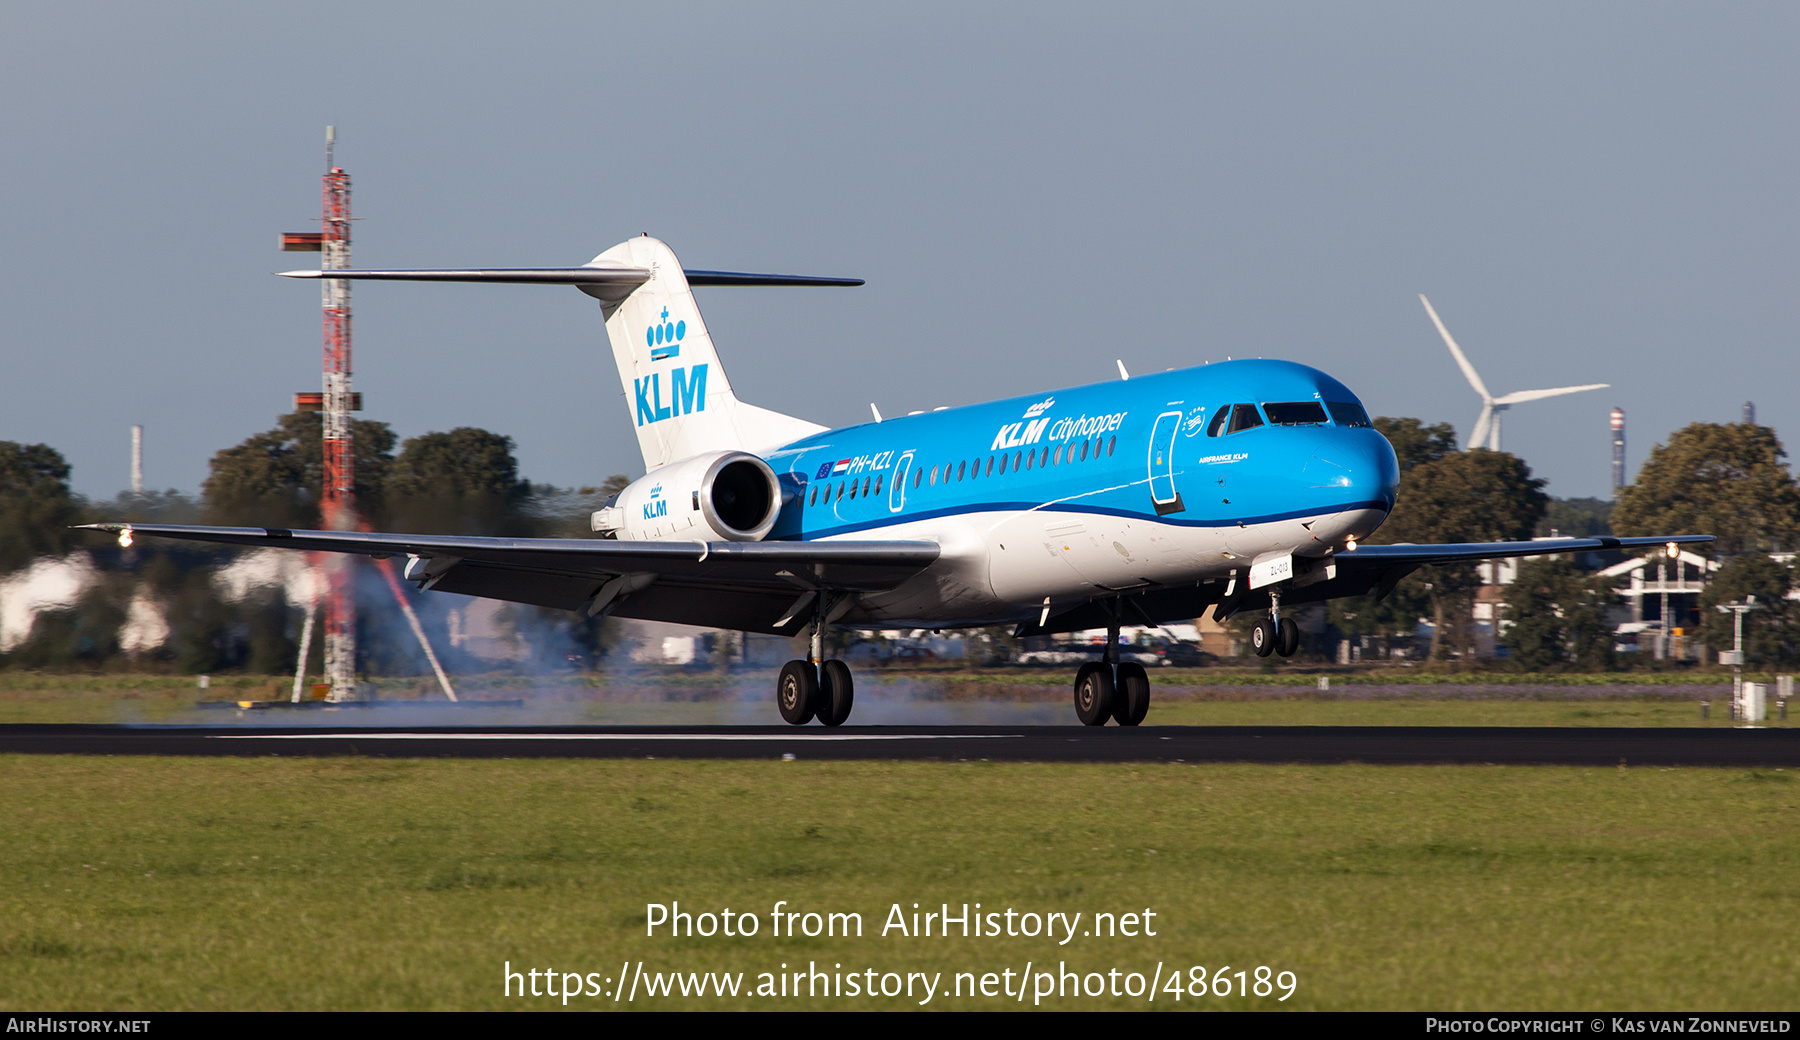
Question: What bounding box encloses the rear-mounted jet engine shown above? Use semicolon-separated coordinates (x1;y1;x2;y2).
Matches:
592;450;782;542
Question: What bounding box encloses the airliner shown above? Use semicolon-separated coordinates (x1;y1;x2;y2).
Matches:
85;236;1709;726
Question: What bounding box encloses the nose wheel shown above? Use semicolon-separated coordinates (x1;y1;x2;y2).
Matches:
1252;618;1277;656
1252;591;1301;658
1277;617;1300;657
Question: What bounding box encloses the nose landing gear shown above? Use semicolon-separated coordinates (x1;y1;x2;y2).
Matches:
1251;589;1300;658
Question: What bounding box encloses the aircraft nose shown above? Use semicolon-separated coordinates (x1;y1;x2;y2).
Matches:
1312;432;1399;513
1354;433;1400;512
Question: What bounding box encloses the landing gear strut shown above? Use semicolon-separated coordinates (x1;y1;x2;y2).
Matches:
777;592;855;726
1071;598;1151;727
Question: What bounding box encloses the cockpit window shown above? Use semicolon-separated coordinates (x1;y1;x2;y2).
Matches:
1326;401;1372;428
1263;401;1329;426
1206;406;1230;437
1226;403;1265;434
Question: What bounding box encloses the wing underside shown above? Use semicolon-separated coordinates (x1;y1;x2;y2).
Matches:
80;524;939;636
1017;534;1713;636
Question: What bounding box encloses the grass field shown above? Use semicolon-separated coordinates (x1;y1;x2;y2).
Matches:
3;754;1796;1010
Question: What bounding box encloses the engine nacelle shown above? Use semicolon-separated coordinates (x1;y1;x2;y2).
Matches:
591;450;782;542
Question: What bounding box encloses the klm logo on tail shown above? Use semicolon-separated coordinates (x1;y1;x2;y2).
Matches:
636;307;707;427
635;365;709;426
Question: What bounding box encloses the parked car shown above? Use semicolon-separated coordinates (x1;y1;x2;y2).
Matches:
1156;642;1210;667
1015;643;1171;667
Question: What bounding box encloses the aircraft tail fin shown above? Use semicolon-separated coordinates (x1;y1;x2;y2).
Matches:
591;236;828;471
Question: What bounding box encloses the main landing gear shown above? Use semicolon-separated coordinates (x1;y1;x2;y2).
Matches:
1072;599;1151;727
777;596;854;727
776;659;854;726
1250;589;1300;659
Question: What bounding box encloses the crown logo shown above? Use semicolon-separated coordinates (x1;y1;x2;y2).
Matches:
647;306;686;353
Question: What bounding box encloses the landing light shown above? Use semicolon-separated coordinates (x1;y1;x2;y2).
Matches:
117;526;134;548
1345;537;1358;552
1666;541;1678;558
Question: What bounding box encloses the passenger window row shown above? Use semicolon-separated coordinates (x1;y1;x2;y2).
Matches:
806;473;885;508
801;435;1122;510
912;434;1119;491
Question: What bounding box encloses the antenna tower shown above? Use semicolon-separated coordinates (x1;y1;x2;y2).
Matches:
1610;408;1625;497
319;126;358;701
281;128;458;704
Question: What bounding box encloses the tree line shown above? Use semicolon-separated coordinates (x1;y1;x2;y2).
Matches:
0;413;628;672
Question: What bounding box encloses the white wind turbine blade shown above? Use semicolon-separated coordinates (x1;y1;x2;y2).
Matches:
1491;383;1609;405
1468;401;1494;451
1420;294;1492;403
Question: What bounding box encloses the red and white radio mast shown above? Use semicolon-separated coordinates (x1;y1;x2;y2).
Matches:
318;127;358;700
282;127;456;704
281;126;358;700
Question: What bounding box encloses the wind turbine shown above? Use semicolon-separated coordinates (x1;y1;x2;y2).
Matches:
1419;295;1608;452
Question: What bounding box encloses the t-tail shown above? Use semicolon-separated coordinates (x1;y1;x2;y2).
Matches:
278;236;861;470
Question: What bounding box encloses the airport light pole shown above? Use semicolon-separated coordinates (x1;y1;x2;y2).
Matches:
1657;558;1669;660
1715;596;1760;718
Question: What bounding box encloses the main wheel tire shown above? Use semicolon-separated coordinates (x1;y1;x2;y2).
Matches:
1073;661;1115;726
1276;617;1300;658
818;659;855;727
1251;617;1277;657
776;660;818;725
1114;661;1151;726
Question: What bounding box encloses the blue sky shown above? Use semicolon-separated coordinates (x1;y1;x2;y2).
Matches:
3;3;1795;501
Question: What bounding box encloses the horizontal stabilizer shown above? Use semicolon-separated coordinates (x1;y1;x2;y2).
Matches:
278;266;650;285
277;267;862;287
683;270;863;287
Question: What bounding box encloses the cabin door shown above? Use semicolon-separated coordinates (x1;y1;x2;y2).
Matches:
1148;411;1185;515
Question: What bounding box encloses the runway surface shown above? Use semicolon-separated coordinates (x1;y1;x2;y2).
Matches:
3;724;1799;766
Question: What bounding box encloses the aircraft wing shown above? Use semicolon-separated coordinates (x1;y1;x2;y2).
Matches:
1017;533;1713;634
1338;534;1712;569
1299;533;1716;612
77;523;937;636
